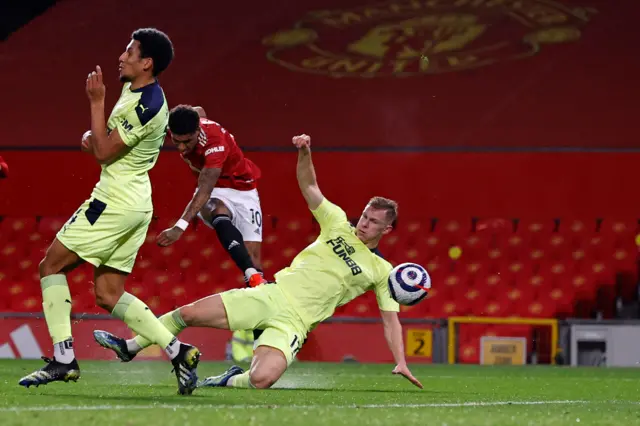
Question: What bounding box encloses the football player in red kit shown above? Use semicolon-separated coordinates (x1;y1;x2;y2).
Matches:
157;104;266;288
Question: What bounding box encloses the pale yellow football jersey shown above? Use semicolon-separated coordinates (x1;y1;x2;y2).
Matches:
275;197;399;330
90;81;169;211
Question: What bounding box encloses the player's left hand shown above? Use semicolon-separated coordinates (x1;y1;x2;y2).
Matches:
392;364;423;389
86;65;106;103
157;227;184;247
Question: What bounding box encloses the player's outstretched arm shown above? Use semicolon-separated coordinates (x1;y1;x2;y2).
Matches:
86;66;129;164
157;166;222;247
380;310;424;389
293;134;324;210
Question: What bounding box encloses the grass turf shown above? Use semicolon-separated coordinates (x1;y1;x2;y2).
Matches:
1;360;639;425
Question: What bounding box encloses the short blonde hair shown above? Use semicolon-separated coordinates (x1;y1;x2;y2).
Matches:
368;196;398;228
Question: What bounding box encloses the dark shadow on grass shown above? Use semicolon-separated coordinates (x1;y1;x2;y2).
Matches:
267;387;463;394
37;386;474;405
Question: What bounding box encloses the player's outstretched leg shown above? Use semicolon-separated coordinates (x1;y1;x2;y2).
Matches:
19;239;82;388
94;309;187;362
200;345;287;389
94;267;200;395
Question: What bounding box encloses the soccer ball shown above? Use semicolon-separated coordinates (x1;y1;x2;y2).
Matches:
388;262;431;306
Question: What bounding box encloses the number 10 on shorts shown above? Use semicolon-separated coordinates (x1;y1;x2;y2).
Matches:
250;208;262;228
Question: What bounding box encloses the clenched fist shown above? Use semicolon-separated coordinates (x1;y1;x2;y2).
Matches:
292;134;311;152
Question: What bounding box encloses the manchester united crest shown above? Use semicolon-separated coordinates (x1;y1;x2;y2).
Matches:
262;0;596;77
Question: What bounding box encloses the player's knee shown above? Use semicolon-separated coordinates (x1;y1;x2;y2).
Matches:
249;369;278;389
178;303;197;326
38;256;58;278
210;213;232;230
199;202;215;224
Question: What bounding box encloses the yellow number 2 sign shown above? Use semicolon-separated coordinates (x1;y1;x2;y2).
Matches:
406;329;432;358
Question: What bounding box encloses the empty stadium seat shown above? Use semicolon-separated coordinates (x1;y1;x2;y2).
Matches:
1;214;637;319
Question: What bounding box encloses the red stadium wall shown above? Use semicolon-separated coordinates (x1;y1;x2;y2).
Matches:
0;0;639;152
0;317;434;363
0;151;638;219
1;0;639;219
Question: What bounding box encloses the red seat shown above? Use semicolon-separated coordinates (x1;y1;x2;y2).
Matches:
464;289;490;316
582;262;615;287
0;217;37;241
442;273;468;293
128;281;155;302
517;273;553;295
431;298;468;317
539;261;574;286
501;285;537;306
474;272;506;291
495;234;527;261
560;218;596;235
460;261;487;279
525;300;556;318
341;292;379;318
434;218;472;241
498;260;535;284
395;219;428;245
583;234;616;260
10;294;41;312
600;219;637;244
398;300;432;318
39;216;68;238
515;219;557;250
421;234;450;259
1;281;38;305
570;274;597;298
545;287;575;315
0;241;27;271
481;300;510;317
475;217;513;238
460;234;492;261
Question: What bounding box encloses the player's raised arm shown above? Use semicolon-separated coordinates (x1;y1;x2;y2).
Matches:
85;66;129;164
380;310;423;389
157;166;221;247
293;134;324;210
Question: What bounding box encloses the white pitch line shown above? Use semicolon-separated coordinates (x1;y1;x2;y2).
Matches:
0;400;590;413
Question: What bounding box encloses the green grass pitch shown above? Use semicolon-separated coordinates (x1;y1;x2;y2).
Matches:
1;360;639;425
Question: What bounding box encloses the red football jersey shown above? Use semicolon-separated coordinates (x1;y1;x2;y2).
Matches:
180;119;260;190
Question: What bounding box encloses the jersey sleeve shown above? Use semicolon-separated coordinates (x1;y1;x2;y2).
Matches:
373;262;400;312
202;126;229;169
310;197;349;233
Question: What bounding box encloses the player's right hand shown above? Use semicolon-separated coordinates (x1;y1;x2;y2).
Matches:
157;226;184;247
292;134;311;151
86;65;106;103
392;364;423;389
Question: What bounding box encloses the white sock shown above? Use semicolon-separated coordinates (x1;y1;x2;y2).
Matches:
126;338;143;354
244;268;259;282
53;339;75;364
164;337;182;360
